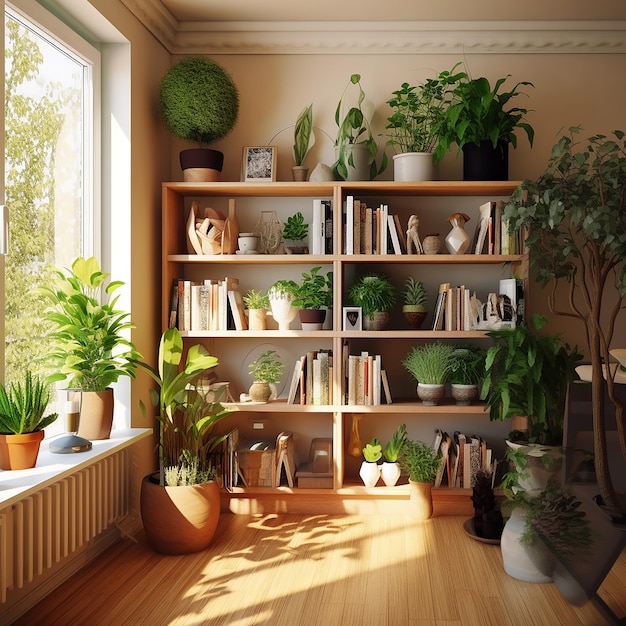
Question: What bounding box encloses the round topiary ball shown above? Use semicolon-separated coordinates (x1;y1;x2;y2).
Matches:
159;56;239;146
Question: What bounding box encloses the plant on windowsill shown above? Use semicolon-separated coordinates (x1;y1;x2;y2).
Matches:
0;372;59;470
333;73;387;181
432;66;534;180
36;256;141;440
401;276;428;329
402;342;455;406
139;326;234;554
282;211;309;254
248;349;284;402
348;272;396;330
292;266;333;330
159;56;239;182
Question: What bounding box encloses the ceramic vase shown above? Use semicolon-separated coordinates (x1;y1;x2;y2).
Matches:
269;293;298;330
417;383;445;406
445;215;471;255
359;461;381;487
450;383;478;406
381;462;401;487
249;381;272;403
248;308;267;330
392;152;434;182
408;480;434;520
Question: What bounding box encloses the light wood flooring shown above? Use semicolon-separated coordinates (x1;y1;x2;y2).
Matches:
13;513;626;626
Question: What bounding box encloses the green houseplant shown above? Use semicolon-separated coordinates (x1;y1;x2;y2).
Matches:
403;342;454;405
292;266;333;329
243;289;270;331
449;344;486;405
248;349;284;402
36;256;141;440
360;437;383;487
502;127;626;517
386;65;464;181
432;68;534;180
399;435;441;519
348;272;396;330
0;372;58;470
381;423;408;487
292;103;315;179
333;73;386;181
139;327;233;554
159;55;239;181
282;211;309;253
402;276;428;329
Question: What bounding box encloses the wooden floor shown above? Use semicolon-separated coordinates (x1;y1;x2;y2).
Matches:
13;513;626;626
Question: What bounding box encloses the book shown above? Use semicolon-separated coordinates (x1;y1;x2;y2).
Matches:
168;278;180;328
363;206;373;254
287;356;305;404
432;282;450;330
227;289;248;330
352;199;361;255
387;214;402;255
434;432;449;488
345;195;354;254
393;214;408;254
473;201;494;254
312;199;323;254
323;200;333;254
381;369;392;404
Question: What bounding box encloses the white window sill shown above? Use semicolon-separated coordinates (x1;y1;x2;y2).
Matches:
0;428;152;509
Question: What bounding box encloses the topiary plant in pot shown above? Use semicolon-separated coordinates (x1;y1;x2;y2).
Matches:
159;56;239;182
432;67;534;181
502;127;626;517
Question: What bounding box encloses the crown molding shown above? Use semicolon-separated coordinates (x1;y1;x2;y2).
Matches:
120;1;626;55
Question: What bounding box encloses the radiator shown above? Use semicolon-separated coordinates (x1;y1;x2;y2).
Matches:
0;449;129;604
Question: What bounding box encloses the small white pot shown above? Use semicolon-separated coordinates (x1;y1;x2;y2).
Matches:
359;461;381;488
381;462;401;487
393;152;434;182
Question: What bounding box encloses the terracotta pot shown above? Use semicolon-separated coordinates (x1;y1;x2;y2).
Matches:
408;479;434;520
291;166;308;181
140;473;221;554
0;431;45;470
77;389;114;440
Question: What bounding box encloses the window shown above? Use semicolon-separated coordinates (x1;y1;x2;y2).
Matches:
4;0;99;432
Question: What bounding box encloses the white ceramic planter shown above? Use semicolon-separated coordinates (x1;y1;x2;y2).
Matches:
393;152;434;182
359;461;381;488
381;462;401;487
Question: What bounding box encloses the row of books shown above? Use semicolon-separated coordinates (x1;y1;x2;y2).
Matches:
432;429;497;489
344;196;406;255
287;350;333;405
169;276;247;332
471;200;525;256
343;342;392;405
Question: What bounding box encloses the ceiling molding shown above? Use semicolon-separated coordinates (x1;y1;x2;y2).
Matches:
120;1;626;55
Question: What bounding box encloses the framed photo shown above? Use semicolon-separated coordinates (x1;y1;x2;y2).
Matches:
242;146;276;182
343;306;362;331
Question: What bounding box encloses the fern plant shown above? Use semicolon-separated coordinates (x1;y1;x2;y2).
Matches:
0;372;58;434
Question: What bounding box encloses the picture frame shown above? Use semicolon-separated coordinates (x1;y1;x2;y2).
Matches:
242;146;276;182
343;306;362;331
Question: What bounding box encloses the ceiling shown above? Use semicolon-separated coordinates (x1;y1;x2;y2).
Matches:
158;0;626;23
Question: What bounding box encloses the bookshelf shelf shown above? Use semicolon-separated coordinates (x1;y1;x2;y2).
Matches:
162;179;525;515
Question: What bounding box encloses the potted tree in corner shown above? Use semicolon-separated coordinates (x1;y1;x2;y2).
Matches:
292;266;333;330
348;272;396;331
503;127;626;521
159;56;239;182
432;67;534;181
385;64;463;181
333;73;386;181
402;342;455;406
36;256;140;440
139;327;234;554
399;433;441;520
0;372;58;470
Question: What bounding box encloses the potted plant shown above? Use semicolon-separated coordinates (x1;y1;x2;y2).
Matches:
282;211;309;254
267;279;299;330
381;423;408;487
243;288;270;331
248;349;284;402
399;435;441;520
386;64;464;181
360;437;382;487
36;256;141;440
401;277;428;329
0;372;58;470
449;344;485;406
333;73;386;181
432;67;534;180
292;103;315;181
348;272;396;330
471;468;504;540
139;327;233;554
402;342;455;406
503;127;626;519
159;55;239;182
292;266;333;330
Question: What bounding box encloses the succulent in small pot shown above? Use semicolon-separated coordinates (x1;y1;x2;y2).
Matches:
360;437;383;487
402;277;428;329
381;424;408;487
348;272;396;330
0;372;59;470
282;211;309;254
402;342;454;406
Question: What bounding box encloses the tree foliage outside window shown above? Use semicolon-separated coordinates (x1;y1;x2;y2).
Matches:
4;12;83;386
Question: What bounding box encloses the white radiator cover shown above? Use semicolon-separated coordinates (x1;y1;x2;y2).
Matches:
0;449;130;609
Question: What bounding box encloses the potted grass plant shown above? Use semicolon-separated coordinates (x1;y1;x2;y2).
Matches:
159;56;239;181
402;342;455;406
36;256;141;440
139;327;234;554
0;372;58;470
432;67;534;180
399;435;441;520
333;73;386;181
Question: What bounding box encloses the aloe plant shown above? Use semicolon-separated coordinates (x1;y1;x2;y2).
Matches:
383;424;408;463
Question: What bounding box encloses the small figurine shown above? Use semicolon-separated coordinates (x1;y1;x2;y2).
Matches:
406;214;423;254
